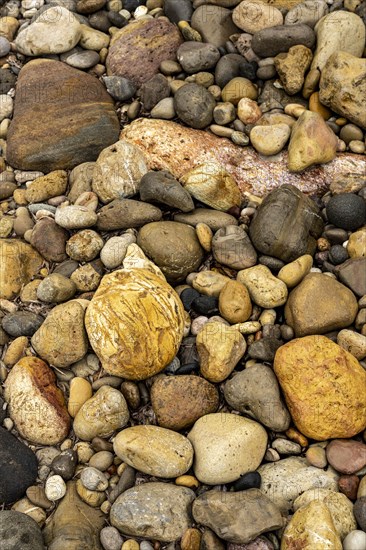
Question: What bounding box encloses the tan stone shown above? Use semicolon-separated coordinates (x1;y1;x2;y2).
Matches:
274;335;366;440
79;24;110;50
113;426;193;478
75;479;105;507
282;500;342;549
277;254;313;287
337;329;366;360
221;77;258;105
181;528;202;550
233;0;283;33
237;97;262;125
195;222;213;252
121;118;366;198
68;377;93;418
0;16;19;40
250;123;291;155
237;265;288;308
4;356;70;445
188;413;267;484
288;110;338;172
3;336;28;366
181;162;241;211
196;321;246;382
0;239;43;300
274;45;313;95
25;171;68;203
192;270;231;297
309;91;332;120
348;228;366;259
285;273;358;336
219;280;252;324
85;268;185;379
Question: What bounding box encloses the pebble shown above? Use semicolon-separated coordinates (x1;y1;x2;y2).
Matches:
100;526;124;550
219;280;252;324
0;511;44;550
36;273;76;303
250;123;291;156
68;377;93;417
80;467;109;491
343;531;366;550
232;0;283;33
1;310;43;337
326;193;366;231
45;475;66;501
55;205;97;229
212;225;257;269
174;83;216;129
326;439;366;474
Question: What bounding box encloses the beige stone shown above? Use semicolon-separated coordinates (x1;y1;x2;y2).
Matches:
25;171;68;203
277;254;313;287
274;45;312;95
219;280;252;324
347;228;366;258
221;77;258;105
68;377;93;417
237;97;262;125
75;479;105;507
337;329;366;360
237;265;288;308
181;162;241;211
196;321;246;382
0;16;19;40
188;413;267;484
274;335;366;440
79;24;110;50
282;500;342;549
3;335;28;366
288;110;338;172
233;0;283;33
113;426;193;478
250;123;291;156
73;386;129;441
0;239;43;300
192;270;231;297
195;222;213;252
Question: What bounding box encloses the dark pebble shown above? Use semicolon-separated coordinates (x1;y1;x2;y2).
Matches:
165;357;181;374
0;427;38;504
338;474;360;501
239;60;258;81
258;255;285;272
164;0;193;23
180;287;200;310
123;0;144;11
215;53;245;88
53;259;79;277
247;337;282;362
139;73;170;111
326;193;366;231
0;68;17;94
192;295;219;316
0;181;17;200
328;244;349;265
1;311;44;337
262;324;281;339
354;497;366;531
232;471;261;491
179;336;199;366
176;362;200;375
51;449;77;481
103;75;136;101
89;10;111;32
323;227;348;245
0;511;44;550
174;83;216;129
107;10;128;27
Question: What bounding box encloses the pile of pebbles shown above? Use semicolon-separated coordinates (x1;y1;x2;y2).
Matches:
0;0;365;549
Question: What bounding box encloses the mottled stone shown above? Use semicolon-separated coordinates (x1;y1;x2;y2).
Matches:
0;239;43;300
0;511;44;550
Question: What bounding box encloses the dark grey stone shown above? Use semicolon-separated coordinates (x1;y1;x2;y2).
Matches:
336;257;366;297
164;0;193;23
139;74;170;111
174;83;216;129
248;337;283;362
139;170;194;212
0;68;17;94
97;199;162;231
51;449;77;481
2;311;44;337
191;5;240;47
251;24;316;58
326;193;366;231
0;511;44;549
177;41;220;74
212;225;257;270
103;76;136;101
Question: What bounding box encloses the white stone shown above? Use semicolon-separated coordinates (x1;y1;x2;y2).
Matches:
0;95;13;122
45;475;67;501
55;205;97;229
343;530;366;550
100;234;136;269
80;467;109;491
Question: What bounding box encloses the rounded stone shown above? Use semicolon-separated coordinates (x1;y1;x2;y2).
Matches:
55;205;97;230
36;273;76;303
45;475;67;501
80;467;109;491
100;234;136;269
113;425;194;478
221;77;258;105
174;83;216;129
354;497;366;531
326;193;366;231
68;377;93;418
237;265;288;308
177;42;220;74
212;225;258;270
277;254;313;288
66;229;104;262
343;531;366;550
326;440;366;474
188;413;268;484
250;123;291;155
232;471;261;491
1;311;43;337
100;526;124;550
219;280;252;324
0;511;44;550
232;0;283;34
137;221;204;283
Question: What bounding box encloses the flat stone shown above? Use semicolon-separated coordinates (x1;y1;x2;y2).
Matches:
100;234;136;269
110;482;195;542
164;0;193;23
0;511;44;550
6;60;119;171
274;336;366;440
60;47;100;70
0;239;43;300
139;170;194;212
337;257;366;297
251;24;315;58
102;76;136;102
250;123;291;155
174;209;238;230
97;199;162;231
192;489;283;544
106;18;183;87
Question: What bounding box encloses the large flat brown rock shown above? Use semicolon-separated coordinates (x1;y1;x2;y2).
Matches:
121;118;365;197
6;59;120;172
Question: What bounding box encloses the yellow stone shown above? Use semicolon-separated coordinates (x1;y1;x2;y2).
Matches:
20;279;42;303
68;377;93;418
0;239;43;300
0;16;19;40
13;188;28;205
25;170;68;203
274;335;366;440
121;541;139;550
85;268;185;379
196;222;213;252
309;92;332;120
221;77;258;105
75;479;106;507
347;227;366;258
219;280;252;324
175;475;200;488
282;500;342;549
192;270;231;297
181;528;202;550
196;321;246;382
277;254;313;287
3;336;28;366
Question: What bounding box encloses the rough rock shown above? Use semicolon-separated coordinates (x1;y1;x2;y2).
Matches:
96;199;162;231
85;268;185;379
174;83;216;129
0;511;44;550
6;60;119;171
237;265;288;308
274;45;313;95
0;239;42;300
232;0;283;33
274;336;366;440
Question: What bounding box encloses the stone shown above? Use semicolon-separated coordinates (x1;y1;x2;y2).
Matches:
15;7;81;55
258;457;339;513
36;274;76;303
68;162;94;203
51;449;78;481
55;205;97;229
106;18;183;87
2;311;43;337
237;98;262;125
103;76;136;102
282;500;341;549
188;413;267;484
80;467;108;492
92;140;147;204
354;497;366;531
100;234;136;269
31;301;88;368
191;5;240;47
319;51;366;128
0;427;38;504
343;531;366;550
4;356;70;445
137;221;203;282
0;511;44;550
348;229;366;258
97;199;162;231
326;440;366;475
237;265;288;308
219;280;252;324
221;77;258;105
175;209;238;231
249;185;323;262
224;364;291;431
85;268;185;378
73;386;129;441
177;42;220;74
251;24;315;58
285;273;358;336
250;124;291;155
233;0;283;33
66;230;103;263
139;74;170;111
181;162;241;211
139;170;194;212
274;46;313;95
100;527;123;550
45;475;67;502
337;329;366;361
110;482;195;542
113;425;193;478
43;481;104;549
68;377;93;417
215;53;255;89
337;257;366;297
326;193;366;231
212;225;257;270
288;110;338;172
0;239;43;300
31;217;69;263
285;0;328;27
121;119;366;198
174;83;216;129
192;489;283;544
61;48;100;70
164;0;193;23
25;170;68;204
150;97;176;120
274;336;366;440
151;374;219;430
196;321;246;382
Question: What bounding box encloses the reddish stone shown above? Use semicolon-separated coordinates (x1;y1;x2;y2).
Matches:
338;474;360;500
326;439;366;474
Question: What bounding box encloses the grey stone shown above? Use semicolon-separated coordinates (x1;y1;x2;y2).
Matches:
354;497;366;531
191;5;240;47
174;83;216;129
60;47;100;70
139;74;170;111
285;0;328;28
164;0;193;23
337;257;366;297
2;311;44;337
174;208;238;231
0;36;10;57
96;199;162;231
103;76;136;101
251;24;316;58
212;225;257;270
215;53;253;88
139;170;194;212
0;511;44;549
177;42;220;74
248;337;283;362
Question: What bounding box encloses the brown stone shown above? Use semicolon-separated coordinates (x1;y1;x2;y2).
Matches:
338;475;360;501
0;239;43;300
151;375;219;431
106;18;183;87
30;217;69;263
6;59;119;171
326;439;366;475
121;118;366;197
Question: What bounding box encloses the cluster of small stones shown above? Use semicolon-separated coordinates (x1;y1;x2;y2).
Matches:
0;0;366;549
